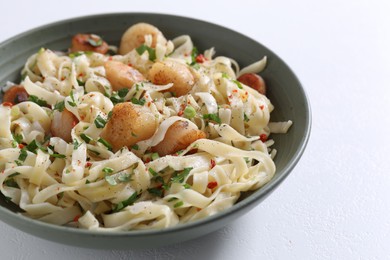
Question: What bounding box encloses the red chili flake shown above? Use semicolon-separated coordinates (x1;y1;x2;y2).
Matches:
18;143;25;149
2;102;13;107
196;207;202;212
260;134;268;142
72;120;77;127
108;56;113;61
232;89;238;93
228;94;233;99
61;77;66;81
73;215;81;222
178;110;184;116
78;73;84;77
260;105;264;110
85;162;92;168
147;101;152;107
207;181;218;189
144;157;151;163
195;54;206;63
210;159;216;169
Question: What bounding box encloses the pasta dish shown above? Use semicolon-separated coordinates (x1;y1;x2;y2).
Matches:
0;23;292;230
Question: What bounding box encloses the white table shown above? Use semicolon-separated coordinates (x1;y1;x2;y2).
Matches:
1;1;389;259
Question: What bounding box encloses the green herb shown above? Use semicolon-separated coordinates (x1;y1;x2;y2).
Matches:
168;197;178;202
102;167;114;174
69;52;84;58
118;88;129;98
18;148;28;162
53;101;65;112
183;183;191;189
107;111;113;120
12;134;23;144
203;113;221;124
131;132;138;137
151;153;159;161
5;172;20;188
85;179;91;184
147;187;163;197
190;47;198;64
136;44;156;61
94;115;107;128
14;160;23;166
130;97;146;106
50;153;66;159
148;168;158;177
244;113;250;122
28;95;48;107
131;144;139;150
98;138;112;151
73;139;81;150
26;140;39;153
174;201;184;208
112;192;138;212
109;92;122;104
222;72;229;79
87;36;103;47
184;105;196;119
171;167;193;183
76;79;85;86
67;90;77;107
233;79;243;89
80;133;93;144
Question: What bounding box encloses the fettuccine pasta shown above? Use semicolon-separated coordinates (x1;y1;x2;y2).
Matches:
0;23;292;231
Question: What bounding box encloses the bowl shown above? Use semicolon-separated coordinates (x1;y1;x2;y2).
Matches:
0;13;311;249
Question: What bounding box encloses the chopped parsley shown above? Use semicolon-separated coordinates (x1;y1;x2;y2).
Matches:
112;192;139;212
174;201;184;208
244;113;250;122
94;115;107;128
136;44;156;61
67;90;77;107
73;139;81;150
233;79;243;89
28;95;48;107
184;105;196;119
203;113;221;124
130;97;146;106
18;148;28;162
12;134;23;144
171;167;193;183
53;101;65;112
102;167;114;174
98;137;112;151
148;168;158;177
147;187;163;197
80;133;93;144
87;36;103;47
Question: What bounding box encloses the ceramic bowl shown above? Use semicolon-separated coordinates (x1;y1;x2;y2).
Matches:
0;13;311;249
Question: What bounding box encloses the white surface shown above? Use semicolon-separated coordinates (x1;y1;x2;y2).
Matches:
1;1;390;259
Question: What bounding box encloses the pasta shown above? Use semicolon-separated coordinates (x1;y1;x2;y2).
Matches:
0;23;292;231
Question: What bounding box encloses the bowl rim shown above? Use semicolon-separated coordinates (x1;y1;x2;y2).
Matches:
0;12;312;238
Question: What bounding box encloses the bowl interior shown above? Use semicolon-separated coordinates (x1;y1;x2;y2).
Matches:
0;13;311;249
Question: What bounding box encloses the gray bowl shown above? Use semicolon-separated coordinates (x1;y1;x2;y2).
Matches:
0;13;311;249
